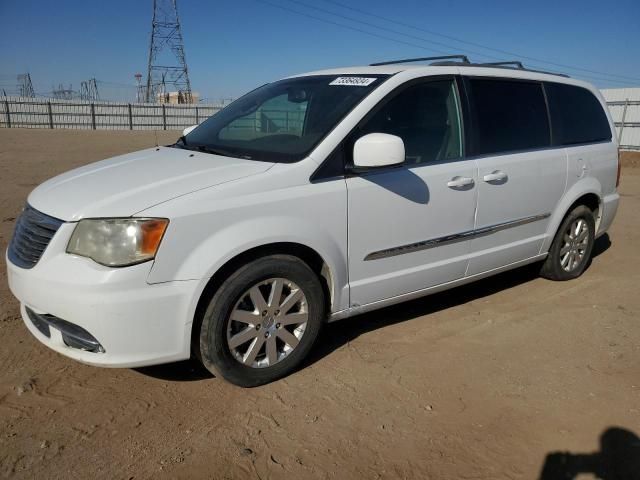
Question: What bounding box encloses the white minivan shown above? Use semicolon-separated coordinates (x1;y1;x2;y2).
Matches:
7;57;620;386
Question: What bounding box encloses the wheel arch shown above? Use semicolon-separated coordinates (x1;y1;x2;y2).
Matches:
567;193;601;228
542;179;603;254
190;242;338;349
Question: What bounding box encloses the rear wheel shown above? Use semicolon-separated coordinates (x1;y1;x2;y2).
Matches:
541;205;595;281
196;255;325;387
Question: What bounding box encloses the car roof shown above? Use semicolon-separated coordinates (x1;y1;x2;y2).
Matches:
289;63;595;91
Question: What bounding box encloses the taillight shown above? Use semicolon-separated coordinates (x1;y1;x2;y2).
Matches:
616;148;622;188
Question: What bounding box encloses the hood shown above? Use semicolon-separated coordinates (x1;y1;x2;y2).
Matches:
28;146;273;221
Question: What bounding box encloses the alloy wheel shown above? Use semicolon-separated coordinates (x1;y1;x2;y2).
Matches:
226;278;308;368
560;218;590;272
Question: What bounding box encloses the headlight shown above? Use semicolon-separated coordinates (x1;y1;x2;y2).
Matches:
67;218;169;267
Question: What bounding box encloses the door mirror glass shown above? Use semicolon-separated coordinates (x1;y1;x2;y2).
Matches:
183;125;198;136
353;133;405;168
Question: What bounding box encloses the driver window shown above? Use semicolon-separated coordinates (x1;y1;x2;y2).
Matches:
358;79;462;165
219;94;308;141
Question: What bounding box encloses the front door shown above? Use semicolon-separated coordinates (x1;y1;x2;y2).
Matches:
346;77;479;307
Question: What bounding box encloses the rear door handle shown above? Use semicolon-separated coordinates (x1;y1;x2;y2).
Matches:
483;170;508;183
447;176;475;188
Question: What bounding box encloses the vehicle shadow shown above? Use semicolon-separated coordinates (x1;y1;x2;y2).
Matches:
305;261;541;368
135;358;213;381
538;426;640;479
304;233;611;369
362;167;430;204
135;234;610;382
592;232;612;258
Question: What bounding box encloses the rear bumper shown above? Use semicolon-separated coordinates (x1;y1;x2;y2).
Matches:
597;192;619;237
7;234;199;368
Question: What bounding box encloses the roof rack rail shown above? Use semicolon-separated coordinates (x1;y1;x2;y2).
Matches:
370;55;470;66
370;55;570;78
479;61;525;69
474;61;570;78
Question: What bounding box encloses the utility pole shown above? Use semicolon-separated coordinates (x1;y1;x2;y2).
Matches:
145;0;193;104
134;73;144;103
17;73;35;97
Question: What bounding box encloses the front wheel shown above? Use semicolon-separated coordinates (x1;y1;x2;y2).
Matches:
196;255;325;387
540;205;596;281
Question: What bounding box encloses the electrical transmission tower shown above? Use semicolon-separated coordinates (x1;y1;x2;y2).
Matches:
145;0;192;103
80;78;100;101
52;84;74;100
17;73;35;97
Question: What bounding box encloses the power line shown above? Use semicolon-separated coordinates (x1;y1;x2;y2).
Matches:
255;0;637;86
283;0;638;85
320;0;640;84
285;0;501;62
253;0;450;56
97;80;137;88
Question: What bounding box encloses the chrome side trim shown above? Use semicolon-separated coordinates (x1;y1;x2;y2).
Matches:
330;253;548;321
364;213;551;261
473;212;551;236
364;228;476;261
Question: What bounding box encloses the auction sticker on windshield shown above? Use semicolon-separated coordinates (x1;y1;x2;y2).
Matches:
329;77;377;86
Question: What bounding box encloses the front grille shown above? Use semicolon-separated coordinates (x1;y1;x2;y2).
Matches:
8;205;63;269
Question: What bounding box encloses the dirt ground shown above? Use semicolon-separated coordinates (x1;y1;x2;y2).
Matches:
0;129;639;479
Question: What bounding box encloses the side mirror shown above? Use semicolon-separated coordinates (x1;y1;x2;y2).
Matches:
353;133;405;170
182;125;198;136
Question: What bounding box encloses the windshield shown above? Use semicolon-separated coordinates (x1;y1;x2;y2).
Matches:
181;75;389;162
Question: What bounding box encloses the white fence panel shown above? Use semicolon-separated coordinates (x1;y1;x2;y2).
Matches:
0;96;223;130
602;88;640;151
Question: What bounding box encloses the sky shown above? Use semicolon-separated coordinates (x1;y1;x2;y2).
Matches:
1;0;639;102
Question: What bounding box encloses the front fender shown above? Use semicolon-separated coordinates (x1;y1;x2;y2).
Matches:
148;214;349;312
141;161;349;312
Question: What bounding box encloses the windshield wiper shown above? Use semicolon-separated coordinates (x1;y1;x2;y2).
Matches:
171;135;189;149
172;141;251;159
194;145;247;159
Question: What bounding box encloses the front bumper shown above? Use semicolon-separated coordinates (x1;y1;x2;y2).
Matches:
6;223;199;368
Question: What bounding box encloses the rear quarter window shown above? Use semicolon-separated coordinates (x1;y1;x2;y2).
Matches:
544;82;612;146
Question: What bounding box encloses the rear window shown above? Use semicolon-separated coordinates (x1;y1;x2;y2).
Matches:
467;78;550;155
544;83;612;146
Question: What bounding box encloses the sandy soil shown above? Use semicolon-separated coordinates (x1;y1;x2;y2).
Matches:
0;129;639;479
621;150;640;169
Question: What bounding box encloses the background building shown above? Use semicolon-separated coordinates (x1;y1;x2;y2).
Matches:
156;91;200;104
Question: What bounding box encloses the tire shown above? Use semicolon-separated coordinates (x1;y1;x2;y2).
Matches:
540;205;596;281
196;255;325;387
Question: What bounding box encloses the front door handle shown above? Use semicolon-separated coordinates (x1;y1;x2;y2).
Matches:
447;176;475;188
483;170;508;183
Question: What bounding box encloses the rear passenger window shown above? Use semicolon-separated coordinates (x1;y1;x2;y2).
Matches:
357;80;462;165
467;78;550;155
545;83;611;146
